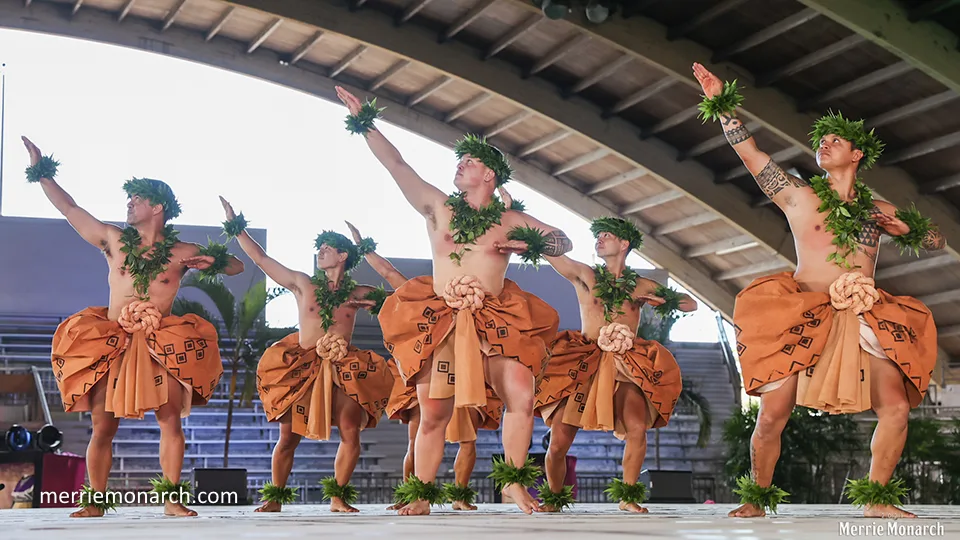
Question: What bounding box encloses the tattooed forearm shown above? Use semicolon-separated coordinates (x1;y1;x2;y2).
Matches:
756;159;808;200
922;228;946;250
543;230;573;257
720;113;753;146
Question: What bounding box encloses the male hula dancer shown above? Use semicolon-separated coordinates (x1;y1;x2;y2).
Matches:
692;63;943;518
533;214;695;513
346;221;502;512
336;86;565;515
23;137;244;517
217;198;394;513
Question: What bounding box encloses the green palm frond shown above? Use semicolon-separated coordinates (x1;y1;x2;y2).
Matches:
171;298;216;324
182;273;237;332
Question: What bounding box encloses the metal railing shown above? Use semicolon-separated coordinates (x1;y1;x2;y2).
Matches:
714;313;742;407
30;365;53;425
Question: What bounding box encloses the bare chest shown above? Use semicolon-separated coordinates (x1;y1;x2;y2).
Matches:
104;240;188;289
297;285;359;340
793;205;881;258
576;278;641;336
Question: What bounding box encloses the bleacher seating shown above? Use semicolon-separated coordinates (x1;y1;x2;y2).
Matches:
2;312;739;502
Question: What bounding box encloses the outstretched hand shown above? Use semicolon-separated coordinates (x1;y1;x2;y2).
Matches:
498;187;514;208
874;212;910;236
22;136;41;166
219;196;237;220
493;239;528;255
181;255;215;270
692;63;723;100
336;86;363;115
345;220;363;244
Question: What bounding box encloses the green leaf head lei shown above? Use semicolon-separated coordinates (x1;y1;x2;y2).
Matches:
454;134;513;187
809;110;885;171
314;230;377;271
123;178;182;222
590;216;643;251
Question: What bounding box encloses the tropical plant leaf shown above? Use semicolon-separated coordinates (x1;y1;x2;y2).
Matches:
182;273;237;332
239;280;270;339
171;298;216;324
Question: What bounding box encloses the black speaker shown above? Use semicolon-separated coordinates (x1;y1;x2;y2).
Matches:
192;468;248;505
639;469;695;503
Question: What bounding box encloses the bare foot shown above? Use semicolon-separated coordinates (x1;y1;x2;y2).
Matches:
452;500;477;511
164;502;198;517
619;501;649;514
728;503;765;518
70;506;105;518
386;501;407;510
330;497;359;513
864;504;916;519
398;499;431;516
254;501;282;512
536;503;559;513
502;483;539;515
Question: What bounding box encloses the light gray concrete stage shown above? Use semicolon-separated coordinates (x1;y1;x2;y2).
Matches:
3;504;959;539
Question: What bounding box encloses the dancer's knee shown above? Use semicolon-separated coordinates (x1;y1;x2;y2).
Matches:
418;398;453;432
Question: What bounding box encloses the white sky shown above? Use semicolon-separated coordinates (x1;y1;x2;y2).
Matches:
0;28;727;343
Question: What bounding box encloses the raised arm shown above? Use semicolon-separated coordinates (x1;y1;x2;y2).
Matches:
218;197;306;291
335;87;446;217
691;64;808;209
22;137;117;248
345;220;408;288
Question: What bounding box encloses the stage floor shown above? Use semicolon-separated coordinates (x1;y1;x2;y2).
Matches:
3;503;959;539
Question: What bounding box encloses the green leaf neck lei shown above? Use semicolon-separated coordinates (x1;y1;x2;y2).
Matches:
592;264;640;323
119;225;179;301
445;191;506;265
310;269;358;331
809;175;875;269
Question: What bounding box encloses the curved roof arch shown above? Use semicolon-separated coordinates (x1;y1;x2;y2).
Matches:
5;0;960;374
